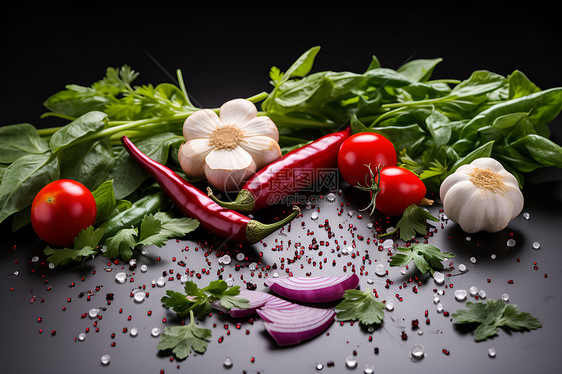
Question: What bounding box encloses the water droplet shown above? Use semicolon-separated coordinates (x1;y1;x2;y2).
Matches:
433;271;445;285
386;226;395;234
465;236;472;242
236;253;245;261
400;268;407;275
140;264;148;272
454;289;467;301
345;356;357;369
272;272;279;278
381;239;394;249
436;303;444;313
311;212;319;220
506;239;516;248
367;222;374;229
469;286;478;296
367;277;375;284
249;262;258;271
363;364;375;374
532;242;541;250
348;210;355;218
223;357;233;368
151;327;161;337
315;362;324;370
115;272;127;284
48;262;55;269
326;193;336;202
469;256;477;264
375;264;386;277
410;344;425;360
180;274;189;283
219;254;232;265
385;299;394;311
89;308;100;318
488;347;497;358
31;256;39;263
130;327;138;337
341;247;350;255
501;293;509;302
78;332;86;341
433;296;440;304
458;264;467;272
12;270;19;276
478;289;487;299
100;354;111;365
523;212;530;220
490;254;496;260
128;259;137;267
156;277;166;287
134;292;145;303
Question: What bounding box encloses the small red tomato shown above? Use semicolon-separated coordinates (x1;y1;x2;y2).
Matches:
31;179;97;247
337;132;397;186
371;166;427;216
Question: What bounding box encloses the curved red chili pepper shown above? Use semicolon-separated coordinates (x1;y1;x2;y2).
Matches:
120;136;300;244
208;127;351;212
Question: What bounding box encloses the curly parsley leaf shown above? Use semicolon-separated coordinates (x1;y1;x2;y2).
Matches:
161;280;249;320
390;243;455;275
335;288;385;326
157;310;212;360
44;226;103;266
378;204;438;241
452;299;542;341
104;227;138;261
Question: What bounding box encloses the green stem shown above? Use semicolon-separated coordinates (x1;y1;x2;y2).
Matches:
367;106;407;127
381;95;459;109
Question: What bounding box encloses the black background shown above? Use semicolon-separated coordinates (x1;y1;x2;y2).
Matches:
2;2;562;374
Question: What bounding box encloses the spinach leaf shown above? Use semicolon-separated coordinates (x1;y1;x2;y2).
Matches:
0;153;59;225
49;111;109;153
0;123;49;163
57;139;114;190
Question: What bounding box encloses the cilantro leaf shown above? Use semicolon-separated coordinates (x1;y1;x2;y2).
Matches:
157;310;212;360
136;213;168;247
104;227;138;261
452;299;542;341
335;288;385;326
44;226;103;266
154;211;200;237
389;243;455;275
378;204;438;241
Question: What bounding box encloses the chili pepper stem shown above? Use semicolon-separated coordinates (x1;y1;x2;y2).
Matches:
246;205;301;244
207;187;255;213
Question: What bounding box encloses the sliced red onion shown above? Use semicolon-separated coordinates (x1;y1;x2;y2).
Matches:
257;306;336;346
265;274;360;303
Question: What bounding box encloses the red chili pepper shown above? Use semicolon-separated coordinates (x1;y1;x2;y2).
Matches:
120;136;300;244
208;127;351;212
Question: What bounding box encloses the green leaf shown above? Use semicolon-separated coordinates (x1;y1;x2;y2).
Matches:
157;312;212;360
104;227;138;260
397;58;443;83
378;204;438;241
153;211;200;237
136;213;168;247
161;289;199;317
49;111;109;153
92;180;117;224
335;288;385;326
0;153;59;225
426;108;452;147
390;243;455;275
0;123;49;163
452;299;542;341
44;226;103;266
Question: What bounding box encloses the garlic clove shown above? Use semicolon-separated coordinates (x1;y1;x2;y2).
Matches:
219;98;258;127
239;135;282;169
204;146;256;192
178;139;214;178
183;109;223;141
238;116;280;142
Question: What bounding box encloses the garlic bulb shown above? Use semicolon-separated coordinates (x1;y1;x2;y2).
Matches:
439;157;524;233
178;98;282;192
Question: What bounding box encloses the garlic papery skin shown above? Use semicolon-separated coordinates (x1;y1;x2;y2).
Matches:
439;157;524;233
178;98;282;192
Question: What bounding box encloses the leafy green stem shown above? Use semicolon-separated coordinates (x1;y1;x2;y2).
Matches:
381;94;460;109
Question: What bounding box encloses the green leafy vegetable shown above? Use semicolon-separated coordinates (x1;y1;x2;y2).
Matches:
378;204;439;241
389;243;455;275
44;226;104;266
157;310;212;360
335;288;385;326
451;299;542;341
161;280;250;319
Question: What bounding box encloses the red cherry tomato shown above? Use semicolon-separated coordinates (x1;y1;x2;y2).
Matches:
31;179;97;247
371;166;427;216
337;132;397;186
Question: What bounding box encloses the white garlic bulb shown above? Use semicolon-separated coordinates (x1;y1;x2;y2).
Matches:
439;157;524;233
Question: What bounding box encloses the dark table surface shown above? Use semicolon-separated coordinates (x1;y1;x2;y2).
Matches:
2;2;562;374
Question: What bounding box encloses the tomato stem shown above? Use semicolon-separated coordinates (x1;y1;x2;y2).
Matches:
354;164;383;215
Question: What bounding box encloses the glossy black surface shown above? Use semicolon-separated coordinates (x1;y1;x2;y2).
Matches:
2;3;562;374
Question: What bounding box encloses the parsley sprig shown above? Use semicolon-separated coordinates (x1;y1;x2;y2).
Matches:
452;299;542;341
378;204;439;241
161;280;250;320
335;288;385;326
157;310;212;360
389;243;455;275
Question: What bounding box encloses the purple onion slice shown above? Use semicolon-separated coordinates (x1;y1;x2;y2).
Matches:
265;274;360;303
